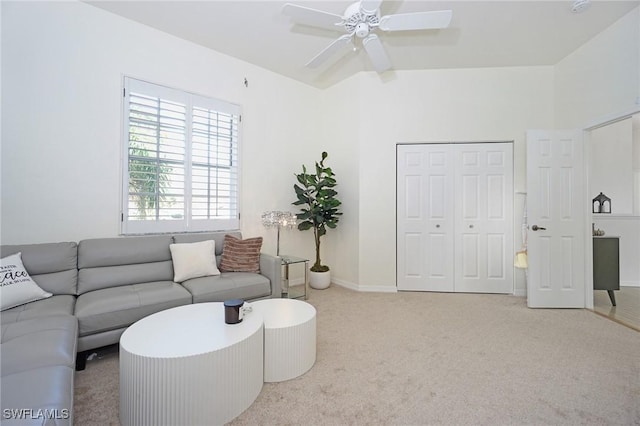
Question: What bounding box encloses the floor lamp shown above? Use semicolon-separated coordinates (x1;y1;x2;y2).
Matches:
261;211;297;256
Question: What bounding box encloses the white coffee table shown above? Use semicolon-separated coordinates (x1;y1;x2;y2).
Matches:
119;303;263;426
251;298;316;382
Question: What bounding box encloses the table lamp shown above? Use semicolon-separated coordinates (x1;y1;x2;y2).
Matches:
261;211;297;256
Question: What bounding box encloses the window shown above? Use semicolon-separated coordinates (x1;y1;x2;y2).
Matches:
121;77;240;234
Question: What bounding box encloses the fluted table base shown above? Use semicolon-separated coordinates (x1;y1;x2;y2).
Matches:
252;299;316;382
119;303;263;426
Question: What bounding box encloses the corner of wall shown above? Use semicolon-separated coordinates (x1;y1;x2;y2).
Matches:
554;7;640;128
318;76;361;287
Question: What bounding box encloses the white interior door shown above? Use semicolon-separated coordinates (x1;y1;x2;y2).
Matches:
526;130;585;308
397;144;454;291
454;143;514;293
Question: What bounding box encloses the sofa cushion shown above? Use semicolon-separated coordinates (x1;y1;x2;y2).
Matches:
1;242;78;296
0;295;76;325
169;240;220;282
1;315;77;375
77;235;174;294
1;365;74;425
182;272;271;303
1;253;52;310
78;235;173;268
220;235;262;273
78;261;175;294
74;281;192;336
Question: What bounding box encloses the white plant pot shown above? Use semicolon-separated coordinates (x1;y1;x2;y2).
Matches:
309;270;331;290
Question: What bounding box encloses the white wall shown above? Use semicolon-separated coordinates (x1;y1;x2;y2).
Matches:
590;117;634;214
554;7;640;128
1;1;321;246
633;114;640;215
315;74;362;288
325;67;555;293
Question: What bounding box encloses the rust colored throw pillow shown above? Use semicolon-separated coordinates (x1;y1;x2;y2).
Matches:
220;235;263;273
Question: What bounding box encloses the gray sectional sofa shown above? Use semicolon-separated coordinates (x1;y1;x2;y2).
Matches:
1;231;281;425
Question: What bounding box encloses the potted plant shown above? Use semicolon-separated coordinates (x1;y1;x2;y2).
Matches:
293;151;342;289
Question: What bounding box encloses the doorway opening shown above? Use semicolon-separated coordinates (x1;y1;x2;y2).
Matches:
587;112;640;331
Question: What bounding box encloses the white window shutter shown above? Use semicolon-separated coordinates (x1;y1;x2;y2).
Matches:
122;77;241;234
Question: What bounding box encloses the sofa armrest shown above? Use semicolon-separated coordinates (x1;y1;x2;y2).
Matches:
259;253;282;298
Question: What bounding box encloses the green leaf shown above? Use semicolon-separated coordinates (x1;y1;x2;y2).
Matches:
298;221;313;231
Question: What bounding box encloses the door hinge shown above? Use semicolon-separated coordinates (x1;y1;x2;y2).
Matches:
121;213;124;222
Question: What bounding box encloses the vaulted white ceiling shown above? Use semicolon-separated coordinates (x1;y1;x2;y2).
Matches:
87;1;639;88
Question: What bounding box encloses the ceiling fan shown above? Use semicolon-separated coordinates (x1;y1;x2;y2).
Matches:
282;0;453;73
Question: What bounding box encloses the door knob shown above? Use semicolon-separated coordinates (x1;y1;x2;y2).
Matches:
531;225;547;231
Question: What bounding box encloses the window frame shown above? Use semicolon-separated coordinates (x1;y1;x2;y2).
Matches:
120;76;241;235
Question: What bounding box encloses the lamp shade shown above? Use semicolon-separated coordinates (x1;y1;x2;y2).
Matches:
261;211;297;256
261;211;297;229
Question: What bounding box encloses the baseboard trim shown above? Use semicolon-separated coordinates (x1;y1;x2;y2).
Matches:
332;278;398;293
297;277;534;295
288;277;397;293
621;281;640;288
331;278;358;291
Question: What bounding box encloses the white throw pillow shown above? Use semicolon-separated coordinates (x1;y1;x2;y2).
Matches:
1;252;53;310
169;240;220;283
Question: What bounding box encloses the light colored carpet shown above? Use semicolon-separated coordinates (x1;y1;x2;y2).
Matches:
74;286;640;425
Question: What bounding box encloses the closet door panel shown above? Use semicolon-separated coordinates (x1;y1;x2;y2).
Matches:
455;143;514;293
461;234;480;279
487;233;506;279
397;144;454;291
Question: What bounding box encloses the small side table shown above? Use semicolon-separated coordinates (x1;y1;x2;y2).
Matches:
251;299;316;382
280;255;309;300
119;303;263;425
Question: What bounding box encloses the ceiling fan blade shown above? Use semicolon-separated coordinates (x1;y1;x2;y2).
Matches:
362;34;391;73
305;34;353;68
378;10;453;31
282;3;344;31
360;0;383;15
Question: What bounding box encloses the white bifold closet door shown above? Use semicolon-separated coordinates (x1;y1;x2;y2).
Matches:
397;143;514;293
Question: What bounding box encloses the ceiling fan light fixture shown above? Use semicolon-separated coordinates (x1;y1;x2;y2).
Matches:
571;0;591;13
355;22;370;38
344;3;379;35
360;0;382;15
283;0;453;73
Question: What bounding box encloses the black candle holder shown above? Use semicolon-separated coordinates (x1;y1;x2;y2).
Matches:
592;192;611;214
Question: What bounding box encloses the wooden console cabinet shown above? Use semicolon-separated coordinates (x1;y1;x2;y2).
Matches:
593;237;620;306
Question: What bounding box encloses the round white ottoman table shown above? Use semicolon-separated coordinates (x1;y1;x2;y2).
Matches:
119;303;263;426
251;298;316;382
